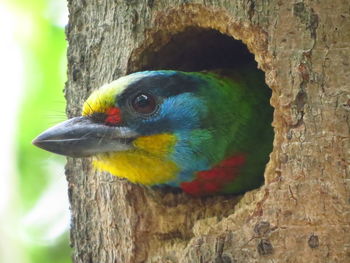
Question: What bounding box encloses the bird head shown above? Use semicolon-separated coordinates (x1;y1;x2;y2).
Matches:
33;71;215;186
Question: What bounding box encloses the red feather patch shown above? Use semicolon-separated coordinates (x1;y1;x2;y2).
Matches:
180;154;245;196
105;107;122;125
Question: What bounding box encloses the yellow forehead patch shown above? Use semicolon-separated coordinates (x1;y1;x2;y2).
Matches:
82;74;144;115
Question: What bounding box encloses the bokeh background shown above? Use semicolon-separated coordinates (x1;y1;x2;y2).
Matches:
0;0;70;262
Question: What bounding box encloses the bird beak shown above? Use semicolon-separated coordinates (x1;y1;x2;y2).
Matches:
32;116;138;157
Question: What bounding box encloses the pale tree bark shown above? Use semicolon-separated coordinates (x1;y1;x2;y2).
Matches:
65;0;350;262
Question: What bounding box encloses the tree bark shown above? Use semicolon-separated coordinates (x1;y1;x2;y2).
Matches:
65;0;350;262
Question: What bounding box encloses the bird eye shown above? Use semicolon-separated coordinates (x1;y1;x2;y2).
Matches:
131;93;157;114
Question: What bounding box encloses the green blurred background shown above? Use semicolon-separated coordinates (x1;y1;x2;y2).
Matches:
0;0;70;262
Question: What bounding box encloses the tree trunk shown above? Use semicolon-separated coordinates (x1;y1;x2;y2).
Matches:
65;0;350;262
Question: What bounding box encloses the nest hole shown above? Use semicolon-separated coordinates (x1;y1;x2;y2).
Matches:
131;27;257;72
128;27;273;196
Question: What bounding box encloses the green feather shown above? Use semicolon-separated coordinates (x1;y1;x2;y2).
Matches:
187;68;273;193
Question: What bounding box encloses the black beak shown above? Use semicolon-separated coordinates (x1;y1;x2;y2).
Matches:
32;116;138;157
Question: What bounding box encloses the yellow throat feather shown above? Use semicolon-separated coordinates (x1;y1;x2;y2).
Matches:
93;132;178;185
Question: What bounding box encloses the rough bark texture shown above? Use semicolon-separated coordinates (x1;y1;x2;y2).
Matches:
65;0;350;262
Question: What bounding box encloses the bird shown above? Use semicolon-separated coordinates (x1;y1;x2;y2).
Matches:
33;69;273;196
